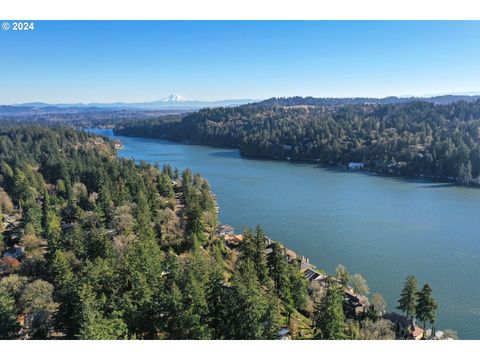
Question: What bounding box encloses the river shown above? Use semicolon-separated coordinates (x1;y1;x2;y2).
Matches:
91;128;480;339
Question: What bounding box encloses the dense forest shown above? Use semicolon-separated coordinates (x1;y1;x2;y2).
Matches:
115;99;480;185
0;124;308;339
0;124;443;340
0;109;184;128
256;95;480;107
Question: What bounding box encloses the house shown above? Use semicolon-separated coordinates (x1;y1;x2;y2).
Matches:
61;222;75;231
217;224;234;236
0;256;21;274
2;214;19;230
384;312;424;340
113;140;123;149
278;327;290;340
425;329;446;340
343;288;369;318
224;234;244;247
265;237;273;246
300;256;314;271
410;323;424;340
348;162;365;170
2;245;25;260
4;215;17;224
302;267;327;284
285;249;297;262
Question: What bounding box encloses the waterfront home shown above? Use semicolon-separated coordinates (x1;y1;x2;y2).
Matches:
384;312;424;340
348;162;365;169
113;140;123;149
300;256;313;271
302;266;328;285
224;234;244;247
425;329;451;340
303;268;322;281
285;249;297;262
343;288;369;318
217;224;234;236
411;325;424;340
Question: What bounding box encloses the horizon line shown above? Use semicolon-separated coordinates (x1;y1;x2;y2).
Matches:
4;91;480;107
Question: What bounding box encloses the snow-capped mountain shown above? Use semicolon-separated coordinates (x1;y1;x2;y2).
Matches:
161;94;190;102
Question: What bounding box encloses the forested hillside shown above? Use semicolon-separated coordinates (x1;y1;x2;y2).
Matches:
115;99;480;185
0;125;313;339
0;125;441;340
256;95;480;107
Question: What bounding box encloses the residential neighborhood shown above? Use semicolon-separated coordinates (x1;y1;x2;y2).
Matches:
217;223;449;340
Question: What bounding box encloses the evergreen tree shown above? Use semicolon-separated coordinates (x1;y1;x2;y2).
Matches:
228;260;268;339
397;275;418;318
262;295;281;339
173;268;211;339
45;209;62;255
268;242;289;296
118;236;163;338
416;283;437;332
77;285;128;340
51;251;80;338
253;225;269;284
314;283;346;339
206;269;228;339
0;288;18;339
240;226;269;284
288;263;308;310
134;190;154;241
23;197;42;235
163;282;184;338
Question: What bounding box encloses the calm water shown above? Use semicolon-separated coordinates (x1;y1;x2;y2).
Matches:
92;128;480;339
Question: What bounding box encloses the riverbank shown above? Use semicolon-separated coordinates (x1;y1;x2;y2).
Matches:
113;129;478;189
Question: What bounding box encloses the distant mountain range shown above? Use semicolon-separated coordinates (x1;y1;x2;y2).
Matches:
9;94;258;112
2;94;480;116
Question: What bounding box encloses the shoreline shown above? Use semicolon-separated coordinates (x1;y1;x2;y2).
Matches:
106;129;459;338
112;129;476;189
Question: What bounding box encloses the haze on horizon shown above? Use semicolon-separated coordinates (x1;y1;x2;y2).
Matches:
1;21;479;104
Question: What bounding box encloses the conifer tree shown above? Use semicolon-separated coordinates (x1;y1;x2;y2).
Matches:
253;225;269;284
0;288;18;339
314;283;346;339
416;283;437;332
77;285;127;340
268;242;289;295
397;275;418;318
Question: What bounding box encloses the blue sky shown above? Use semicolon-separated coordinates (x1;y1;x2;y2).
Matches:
1;21;479;103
